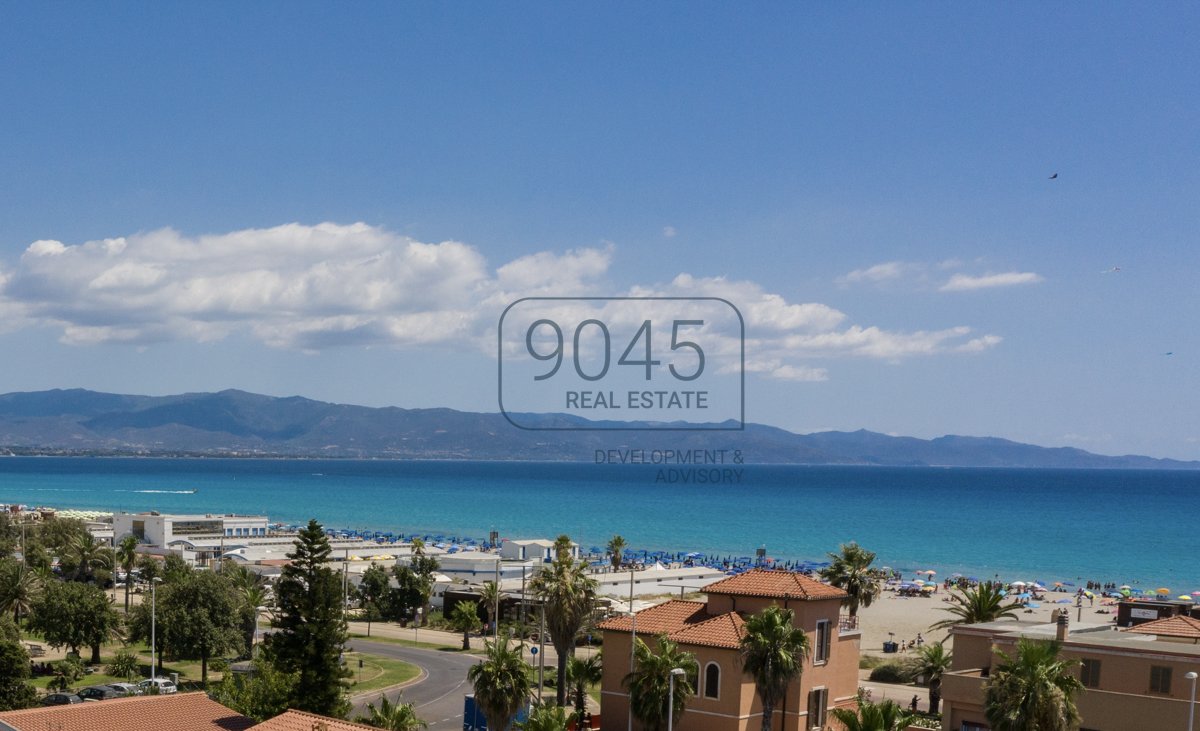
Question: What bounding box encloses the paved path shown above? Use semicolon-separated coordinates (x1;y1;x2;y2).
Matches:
347;638;481;730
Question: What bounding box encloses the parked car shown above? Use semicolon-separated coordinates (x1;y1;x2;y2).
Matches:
78;685;124;701
41;693;83;706
136;678;177;694
106;682;142;696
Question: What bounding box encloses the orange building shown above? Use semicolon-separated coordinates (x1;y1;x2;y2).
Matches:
940;612;1200;731
598;568;861;731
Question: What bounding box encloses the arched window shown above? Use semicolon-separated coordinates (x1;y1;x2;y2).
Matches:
704;662;720;699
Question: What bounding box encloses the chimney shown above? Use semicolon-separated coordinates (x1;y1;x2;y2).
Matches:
1056;609;1069;641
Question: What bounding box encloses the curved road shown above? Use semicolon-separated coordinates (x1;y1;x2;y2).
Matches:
348;639;480;730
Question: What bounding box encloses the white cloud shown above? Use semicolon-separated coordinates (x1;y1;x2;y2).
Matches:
662;226;677;238
837;261;912;286
940;271;1044;292
0;222;1005;381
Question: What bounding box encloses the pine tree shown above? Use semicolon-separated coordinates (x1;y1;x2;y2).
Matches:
267;519;350;717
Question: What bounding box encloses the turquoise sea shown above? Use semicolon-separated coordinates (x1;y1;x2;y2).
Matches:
0;458;1196;591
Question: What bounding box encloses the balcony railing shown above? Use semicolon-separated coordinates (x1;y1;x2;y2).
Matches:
838;614;859;632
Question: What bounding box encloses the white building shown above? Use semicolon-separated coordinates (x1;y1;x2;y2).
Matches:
500;538;578;562
113;511;270;546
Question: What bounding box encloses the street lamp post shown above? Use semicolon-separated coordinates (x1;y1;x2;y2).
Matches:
1186;671;1198;731
149;577;162;679
667;667;686;730
253;605;268;655
414;607;422;643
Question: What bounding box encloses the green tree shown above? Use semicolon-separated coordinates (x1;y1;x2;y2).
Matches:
0;558;43;625
739;605;810;731
410;554;440;625
818;542;880;617
359;563;391;638
830;698;915;731
623;636;696;731
467;638;533;731
66;533;113;583
48;657;85;692
28;580;121;663
210;659;298;722
0;515;18;560
222;561;270;653
529;539;598;705
606;535;626;571
159;571;245;686
136;554;161;585
478;580;504;632
114;535;140;611
566;652;602;722
106;649;141;681
267;519;350;718
162;553;192;584
388;565;428;623
37;518;89;556
448;601;483;650
931;581;1023;630
0;639;38;710
985;639;1083;731
906;641;952;714
355;693;428;731
518;703;571;731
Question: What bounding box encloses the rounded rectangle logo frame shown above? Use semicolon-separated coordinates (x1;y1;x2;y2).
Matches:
497;296;745;431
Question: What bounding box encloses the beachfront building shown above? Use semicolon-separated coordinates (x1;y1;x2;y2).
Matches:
598;568;860;731
113;511;270;545
500;538;579;562
940;612;1200;730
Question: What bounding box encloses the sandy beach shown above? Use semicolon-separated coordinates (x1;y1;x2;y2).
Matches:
852;583;1119;655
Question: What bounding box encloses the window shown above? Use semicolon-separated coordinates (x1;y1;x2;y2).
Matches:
1080;658;1101;688
961;724;989;731
807;687;828;730
704;662;720;699
814;619;831;664
1150;665;1172;694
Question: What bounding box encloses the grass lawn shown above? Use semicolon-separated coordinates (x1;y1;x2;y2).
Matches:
345;652;422;695
348;632;484;655
31;646;219;693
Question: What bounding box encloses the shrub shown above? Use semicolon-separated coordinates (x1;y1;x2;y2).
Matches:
106;649;140;680
867;661;909;684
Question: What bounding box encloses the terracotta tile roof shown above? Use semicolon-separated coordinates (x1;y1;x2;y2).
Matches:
249;710;376;731
0;692;254;731
668;611;747;649
598;600;709;634
703;569;847;601
1122;615;1200;639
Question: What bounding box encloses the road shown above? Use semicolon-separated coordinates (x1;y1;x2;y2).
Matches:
347;638;480;730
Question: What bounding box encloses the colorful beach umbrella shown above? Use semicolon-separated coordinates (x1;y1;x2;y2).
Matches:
1156;588;1171;595
1179;596;1193;601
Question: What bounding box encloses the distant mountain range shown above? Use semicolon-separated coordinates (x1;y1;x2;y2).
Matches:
0;388;1194;469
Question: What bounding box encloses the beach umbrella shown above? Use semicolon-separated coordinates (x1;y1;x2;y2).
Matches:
1119;585;1132;590
1156;588;1171;595
1192;591;1200;597
921;586;935;593
1011;581;1027;587
1179;596;1193;601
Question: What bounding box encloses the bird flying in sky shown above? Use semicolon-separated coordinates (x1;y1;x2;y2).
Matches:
1049;173;1058;179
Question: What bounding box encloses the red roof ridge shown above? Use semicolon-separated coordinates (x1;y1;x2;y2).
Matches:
1122;614;1200;638
250;709;378;730
703;568;847;601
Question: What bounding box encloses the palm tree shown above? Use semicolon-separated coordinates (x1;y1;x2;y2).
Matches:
0;562;43;625
68;533;113;583
818;542;880;617
830;698;915;731
449;601;483;650
606;535;626;571
517;703;571;731
478;581;505;632
355;693;428;731
529;540;598;706
984;639;1083;731
906;641;952;713
115;535;139;611
930;581;1023;630
410;537;426;557
468;638;532;731
566;652;602;721
552;535;573;561
739;605;810;731
623;636;697;731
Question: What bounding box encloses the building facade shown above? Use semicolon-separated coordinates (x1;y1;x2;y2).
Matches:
599;568;860;731
940;613;1200;731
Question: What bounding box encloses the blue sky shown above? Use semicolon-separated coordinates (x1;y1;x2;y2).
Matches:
0;4;1196;458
